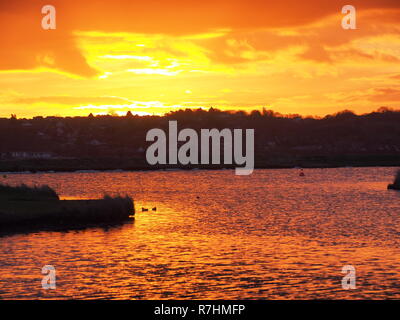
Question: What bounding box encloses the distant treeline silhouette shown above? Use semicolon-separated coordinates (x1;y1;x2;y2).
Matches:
0;107;399;171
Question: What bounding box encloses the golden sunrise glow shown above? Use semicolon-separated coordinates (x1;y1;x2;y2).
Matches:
0;1;400;117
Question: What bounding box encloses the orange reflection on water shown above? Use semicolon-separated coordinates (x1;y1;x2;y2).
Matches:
0;167;400;299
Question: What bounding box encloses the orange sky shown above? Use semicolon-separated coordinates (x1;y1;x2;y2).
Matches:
0;0;400;117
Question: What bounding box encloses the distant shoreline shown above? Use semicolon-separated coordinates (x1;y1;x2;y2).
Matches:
0;156;399;174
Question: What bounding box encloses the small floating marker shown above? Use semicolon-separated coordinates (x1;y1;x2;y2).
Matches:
299;169;305;177
152;207;157;211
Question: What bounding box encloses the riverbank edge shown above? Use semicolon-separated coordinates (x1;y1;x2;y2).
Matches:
0;157;399;174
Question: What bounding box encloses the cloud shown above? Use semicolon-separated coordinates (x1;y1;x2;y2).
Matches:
1;0;400;76
200;9;400;66
369;88;400;102
1;1;400;118
327;87;400;103
11;96;131;105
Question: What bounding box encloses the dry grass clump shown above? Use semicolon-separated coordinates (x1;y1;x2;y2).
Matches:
58;195;134;224
0;183;59;201
0;184;134;232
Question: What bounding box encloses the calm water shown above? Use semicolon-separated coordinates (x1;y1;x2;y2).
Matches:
0;167;400;299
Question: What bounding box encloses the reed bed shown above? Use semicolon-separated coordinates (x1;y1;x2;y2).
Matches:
0;184;134;231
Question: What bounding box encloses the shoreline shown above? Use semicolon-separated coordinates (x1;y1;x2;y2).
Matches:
0;159;399;174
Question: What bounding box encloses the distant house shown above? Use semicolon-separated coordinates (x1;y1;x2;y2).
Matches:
89;139;103;146
1;151;55;160
291;145;322;151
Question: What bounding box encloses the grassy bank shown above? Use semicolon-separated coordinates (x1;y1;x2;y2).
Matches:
1;154;400;173
0;183;134;234
388;170;400;190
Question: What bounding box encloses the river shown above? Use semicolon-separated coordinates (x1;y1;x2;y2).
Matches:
0;167;399;299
